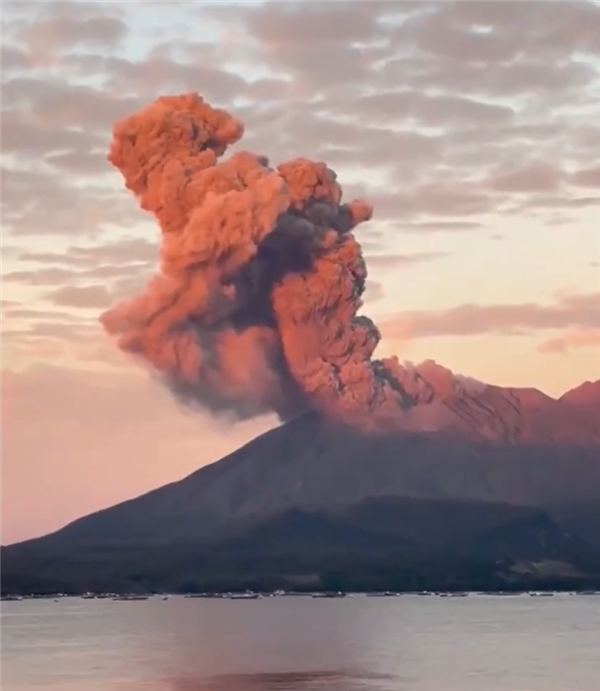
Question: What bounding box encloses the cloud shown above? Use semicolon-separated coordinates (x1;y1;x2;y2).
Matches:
1;44;29;71
399;1;600;61
363;280;385;304
1;310;116;369
508;194;600;214
1;107;103;158
1;167;138;237
4;268;78;286
344;183;492;224
0;300;21;311
538;328;600;354
392;221;484;233
18;238;157;267
3;307;85;322
3;77;143;133
312;125;444;182
44;284;112;309
571;166;600;189
238;1;392;89
487;161;565;194
61;53;248;106
380;291;600;340
244;1;385;47
2;238;156;297
1;241;156;351
4;264;145;285
345;91;515;128
1;313;134;372
365;251;449;270
195;0;599;221
21;15;128;64
1;0;598;251
5;0;129;66
2;319;96;343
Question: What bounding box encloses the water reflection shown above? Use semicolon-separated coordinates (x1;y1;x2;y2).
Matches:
163;669;394;691
3;596;600;691
143;597;381;681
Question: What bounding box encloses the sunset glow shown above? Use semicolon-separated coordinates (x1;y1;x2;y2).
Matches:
2;0;599;544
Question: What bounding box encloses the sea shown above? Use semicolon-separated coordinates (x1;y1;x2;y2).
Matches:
2;593;599;691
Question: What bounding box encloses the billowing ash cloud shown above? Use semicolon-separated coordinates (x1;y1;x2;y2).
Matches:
101;93;465;430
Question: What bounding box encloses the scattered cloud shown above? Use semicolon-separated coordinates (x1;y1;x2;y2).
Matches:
365;251;449;270
20;14;129;65
1;302;147;372
363;280;385;304
1;44;29;71
571;166;600;189
392;221;484;233
1;0;596;361
4;264;145;285
487;161;565;194
538;328;600;354
45;284;112;309
18;238;157;267
1;311;114;369
342;91;515;128
1;107;104;158
1;167;138;237
1;0;598;248
380;291;600;340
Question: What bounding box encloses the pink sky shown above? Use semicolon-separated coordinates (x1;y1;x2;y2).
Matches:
1;0;599;545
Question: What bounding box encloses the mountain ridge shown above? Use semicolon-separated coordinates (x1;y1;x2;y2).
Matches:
2;376;599;594
382;366;599;444
5;376;599;549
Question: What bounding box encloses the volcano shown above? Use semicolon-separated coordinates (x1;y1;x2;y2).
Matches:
2;375;600;595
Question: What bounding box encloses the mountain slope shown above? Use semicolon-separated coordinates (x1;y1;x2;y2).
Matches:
2;378;599;594
3;496;598;595
7;379;600;550
387;364;600;444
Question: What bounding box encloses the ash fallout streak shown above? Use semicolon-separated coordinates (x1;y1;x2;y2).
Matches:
101;93;460;431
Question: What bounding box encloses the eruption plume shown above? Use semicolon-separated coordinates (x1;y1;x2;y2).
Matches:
101;93;459;430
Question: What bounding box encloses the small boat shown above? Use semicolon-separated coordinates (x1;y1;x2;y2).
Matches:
228;593;260;600
112;595;149;601
311;591;346;598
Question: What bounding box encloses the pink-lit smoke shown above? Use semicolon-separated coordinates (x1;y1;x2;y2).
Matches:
101;93;456;430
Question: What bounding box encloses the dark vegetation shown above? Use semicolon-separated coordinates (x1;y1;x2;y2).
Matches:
3;496;600;595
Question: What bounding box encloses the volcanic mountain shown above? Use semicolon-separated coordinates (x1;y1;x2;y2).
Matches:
3;371;600;594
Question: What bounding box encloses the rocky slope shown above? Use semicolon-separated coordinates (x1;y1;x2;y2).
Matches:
386;362;600;444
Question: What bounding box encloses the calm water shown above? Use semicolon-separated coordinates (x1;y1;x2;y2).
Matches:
2;594;599;691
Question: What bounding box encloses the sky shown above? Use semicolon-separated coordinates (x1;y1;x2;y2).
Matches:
1;0;599;545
